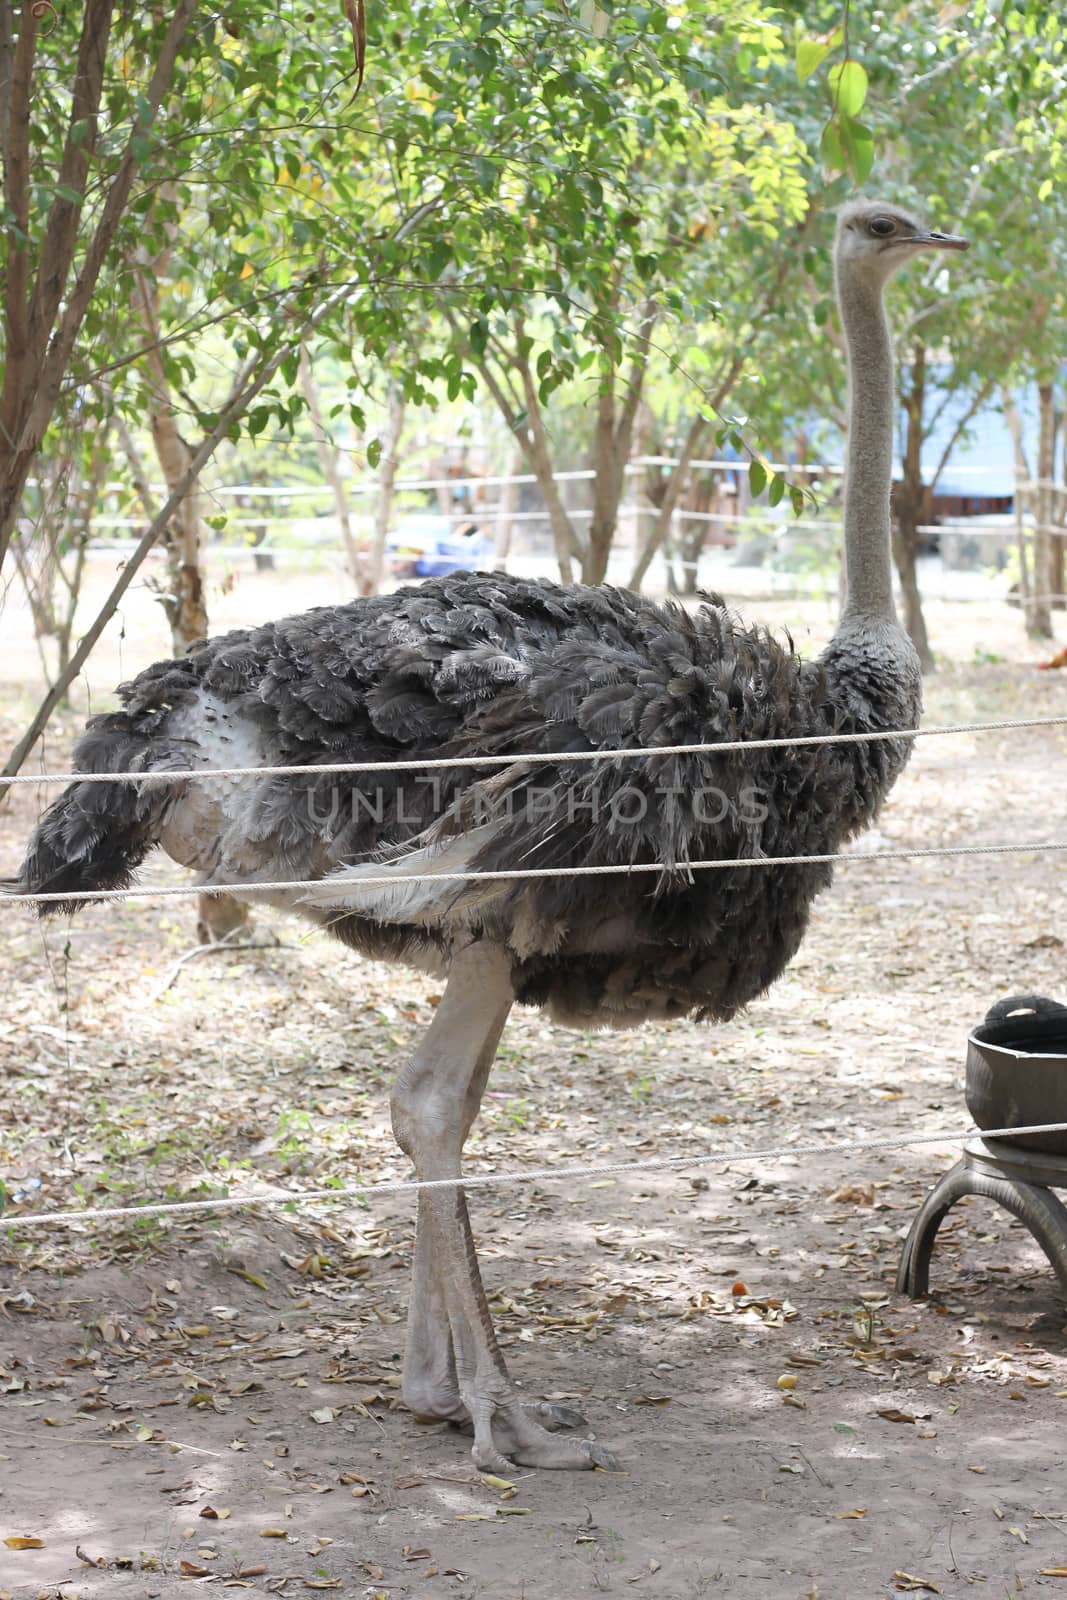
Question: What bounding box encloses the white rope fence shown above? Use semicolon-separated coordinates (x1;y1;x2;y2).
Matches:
8;839;1067;910
5;1120;1067;1234
7;713;1067;789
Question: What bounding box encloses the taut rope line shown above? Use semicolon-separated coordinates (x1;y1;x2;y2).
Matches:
5;1121;1067;1232
8;837;1067;909
6;713;1067;788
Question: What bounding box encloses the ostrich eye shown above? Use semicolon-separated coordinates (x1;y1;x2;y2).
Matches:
869;217;896;237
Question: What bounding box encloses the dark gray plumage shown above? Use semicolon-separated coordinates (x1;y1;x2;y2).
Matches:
21;574;918;1024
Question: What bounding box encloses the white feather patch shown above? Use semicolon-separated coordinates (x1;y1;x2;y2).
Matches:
302;824;505;925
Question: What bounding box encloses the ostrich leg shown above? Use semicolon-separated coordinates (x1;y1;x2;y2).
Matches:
391;938;617;1472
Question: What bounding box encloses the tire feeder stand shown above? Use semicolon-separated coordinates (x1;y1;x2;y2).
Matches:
898;994;1067;1301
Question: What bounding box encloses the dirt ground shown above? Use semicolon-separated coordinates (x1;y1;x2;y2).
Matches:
3;563;1067;1600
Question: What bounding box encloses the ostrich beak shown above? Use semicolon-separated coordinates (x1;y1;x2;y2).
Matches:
914;228;970;252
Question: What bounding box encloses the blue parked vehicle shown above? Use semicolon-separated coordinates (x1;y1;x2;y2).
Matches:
386;515;492;579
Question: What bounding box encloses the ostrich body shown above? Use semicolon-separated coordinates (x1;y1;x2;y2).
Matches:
19;203;966;1471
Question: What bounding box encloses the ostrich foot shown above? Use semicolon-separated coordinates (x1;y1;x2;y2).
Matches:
470;1395;619;1473
439;1398;587;1436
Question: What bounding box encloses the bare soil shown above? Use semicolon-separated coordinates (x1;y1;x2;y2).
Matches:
3;565;1067;1600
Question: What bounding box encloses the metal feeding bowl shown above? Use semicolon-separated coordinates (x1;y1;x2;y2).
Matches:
967;994;1067;1155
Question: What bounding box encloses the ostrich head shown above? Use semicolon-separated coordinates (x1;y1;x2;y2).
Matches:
835;200;969;283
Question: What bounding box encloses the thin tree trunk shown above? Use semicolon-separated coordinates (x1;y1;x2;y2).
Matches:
1028;381;1056;637
493;445;522;570
630;413;710;591
628;359;748;592
299;342;365;591
892;343;934;672
368;383;404;595
1037;381;1062;610
130;225;208;657
1002;387;1044;636
149;410;209;652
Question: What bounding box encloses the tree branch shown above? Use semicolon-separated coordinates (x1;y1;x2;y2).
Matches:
2;269;355;789
929;376;996;495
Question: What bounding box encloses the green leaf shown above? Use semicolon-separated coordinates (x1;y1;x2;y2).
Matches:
367;438;382;469
768;473;786;508
748;459;767;498
472;156;497;194
820;119;846;175
469;318;489;356
280;351;300;388
796;35;832;83
789;485;806;518
828;60;868;117
840;116;875;184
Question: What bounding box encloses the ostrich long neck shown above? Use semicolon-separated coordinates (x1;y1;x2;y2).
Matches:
837;266;898;624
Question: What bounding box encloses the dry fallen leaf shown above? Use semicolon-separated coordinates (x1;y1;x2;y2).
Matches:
828;1183;875;1206
633;1395;671;1406
259;1527;289;1539
180;1559;211;1577
877;1408;918;1424
1040;1568;1067;1577
893;1575;942;1594
3;1536;44;1550
199;1506;231;1520
833;1508;867;1519
777;1374;798;1391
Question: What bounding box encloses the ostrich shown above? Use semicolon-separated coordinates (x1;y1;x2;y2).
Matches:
17;202;967;1472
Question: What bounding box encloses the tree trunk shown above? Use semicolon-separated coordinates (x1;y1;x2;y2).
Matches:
1037;381;1062;611
299;343;365;591
149;409;209;653
134;252;245;942
493;445;522;570
891;343;934;673
131;242;208;656
1002;387;1045;636
0;0;195;577
586;382;621;584
368;383;405;594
